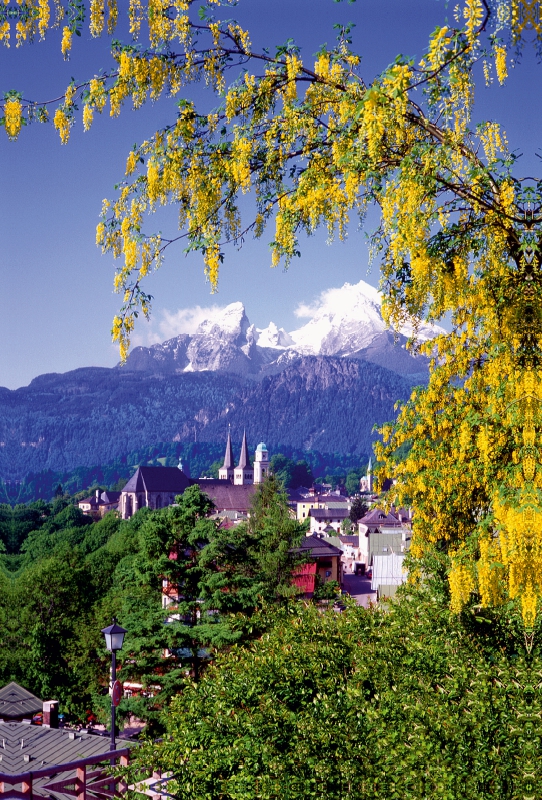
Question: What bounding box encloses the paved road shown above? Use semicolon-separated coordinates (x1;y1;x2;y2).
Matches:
342;573;376;608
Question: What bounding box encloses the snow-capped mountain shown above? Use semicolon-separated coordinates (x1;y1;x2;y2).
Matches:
123;280;443;380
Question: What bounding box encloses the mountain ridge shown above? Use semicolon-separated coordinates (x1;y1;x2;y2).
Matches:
123;279;440;380
0;356;415;482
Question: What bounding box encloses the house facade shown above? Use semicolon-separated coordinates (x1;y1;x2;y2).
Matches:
291;535;343;596
79;490;121;519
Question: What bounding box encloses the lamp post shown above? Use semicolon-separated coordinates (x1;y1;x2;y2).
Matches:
101;618;127;753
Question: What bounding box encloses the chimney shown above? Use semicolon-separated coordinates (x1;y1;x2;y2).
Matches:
43;700;59;728
95;489;100;502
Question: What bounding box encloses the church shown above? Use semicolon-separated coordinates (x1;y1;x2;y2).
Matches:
218;430;270;485
119;434;271;519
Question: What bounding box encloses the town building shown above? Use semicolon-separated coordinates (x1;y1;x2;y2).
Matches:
357;507;408;569
218;431;235;481
78;490;121;519
253;442;270;483
295;494;350;522
308;507;350;534
291;535;343;596
119;437;272;520
0;682;135;800
371;553;407;599
119;466;192;519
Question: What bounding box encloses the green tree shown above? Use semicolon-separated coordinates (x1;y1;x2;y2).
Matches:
199;476;308;612
126;588;530;800
345;469;363;497
349;496;367;524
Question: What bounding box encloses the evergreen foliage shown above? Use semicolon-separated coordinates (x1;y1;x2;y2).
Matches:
126;588;537;800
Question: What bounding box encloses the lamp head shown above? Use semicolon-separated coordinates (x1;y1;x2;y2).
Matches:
101;618;127;652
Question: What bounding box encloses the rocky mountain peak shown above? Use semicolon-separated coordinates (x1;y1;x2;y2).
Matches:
122;280;443;379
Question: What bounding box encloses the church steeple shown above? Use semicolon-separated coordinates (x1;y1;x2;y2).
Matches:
219;428;235;481
234;430;254;485
237;430;250;468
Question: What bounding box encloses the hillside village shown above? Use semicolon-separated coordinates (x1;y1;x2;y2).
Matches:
78;436;411;603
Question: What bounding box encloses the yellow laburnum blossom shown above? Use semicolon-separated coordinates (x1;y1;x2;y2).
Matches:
427;26;449;71
500;179;515;218
61;26;72;60
53;107;70;144
204;241;220;290
0;21;9;47
126;151;138;175
147;161;160;205
83;104;94;131
449;559;476;613
284;55;302;102
65;84;76;107
495;43;507;83
89;78;107;112
129;0;144;37
4;98;22;140
107;0;118;35
90;0;104;37
38;0;50;40
464;0;484;43
230;136;252;192
96;222;106;246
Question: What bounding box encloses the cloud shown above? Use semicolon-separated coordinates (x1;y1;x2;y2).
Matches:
158;305;227;338
131;304;227;347
294;281;382;320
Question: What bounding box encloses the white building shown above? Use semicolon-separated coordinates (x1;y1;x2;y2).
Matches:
218;433;271;486
253;442;270;483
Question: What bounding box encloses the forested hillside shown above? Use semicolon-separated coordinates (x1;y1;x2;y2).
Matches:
2;443;368;505
0;357;414;487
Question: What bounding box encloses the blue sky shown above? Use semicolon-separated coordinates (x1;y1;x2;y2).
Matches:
0;0;538;389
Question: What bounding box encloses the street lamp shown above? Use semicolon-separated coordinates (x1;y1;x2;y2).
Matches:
101;618;127;752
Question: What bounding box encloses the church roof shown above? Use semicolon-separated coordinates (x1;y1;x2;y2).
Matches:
222;431;235;470
237;431;250;469
256;442;268;452
122;466;192;494
100;490;121;504
196;481;256;513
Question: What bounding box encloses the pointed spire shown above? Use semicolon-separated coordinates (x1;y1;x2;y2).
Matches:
237;430;250;469
367;457;372;473
222;429;234;470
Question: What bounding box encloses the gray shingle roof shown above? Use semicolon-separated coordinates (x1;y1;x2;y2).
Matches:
339;535;359;545
359;508;401;527
294;535;343;558
0;721;128;775
0;683;42;719
309;508;349;520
